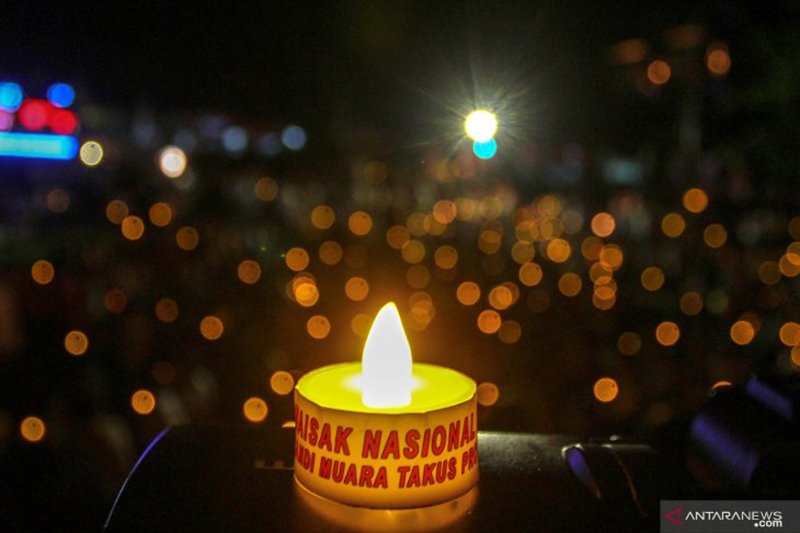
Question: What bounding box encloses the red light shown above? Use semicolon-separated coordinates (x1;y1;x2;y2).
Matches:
48;109;78;135
18;99;53;131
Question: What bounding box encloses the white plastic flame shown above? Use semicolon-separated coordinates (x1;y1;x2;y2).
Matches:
361;302;413;408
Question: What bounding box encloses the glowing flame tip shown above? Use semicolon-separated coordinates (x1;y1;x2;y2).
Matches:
361;302;413;408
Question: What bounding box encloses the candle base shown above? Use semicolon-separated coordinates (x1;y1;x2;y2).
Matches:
294;475;478;533
294;363;479;509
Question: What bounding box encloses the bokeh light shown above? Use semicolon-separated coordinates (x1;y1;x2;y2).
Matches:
0;82;23;111
106;200;129;224
285;247;310;271
237;260;262;284
64;330;89;356
200;316;224;340
473;139;497;160
294;281;320;307
456;282;481;306
558;272;582;297
348;211;373;236
159;146;187;178
680;292;704;316
319;241;343;265
79;141;103;166
121;216;145;241
641;266;665;292
547;239;572;263
647;59;671;85
0;109;13;131
655;321;680;347
703;224;728;249
477;310;501;334
582;237;603;261
707;47;731;76
281;125;306;150
48;109;78;134
344;276;369;301
18;99;50;130
311;205;335;230
593;378;619;403
386;225;410;250
518;262;543;286
31;260;55;285
243;397;269;422
254;177;279;201
590;212;616;237
464;110;498;142
176;226;200;250
408;295;436;331
47;83;75;108
131;390;156;415
270;371;295;395
104;289;128;314
779;322;800;347
498;320;522;344
401;240;426;264
661;213;686;238
792;346;800;368
478;230;503;254
222;126;247;152
432;200;457;224
20;416;45;443
682;188;709;213
779;254;800;277
488;285;514;310
148;202;174;227
730;320;755;345
306;315;331;339
759;261;781;285
511;241;535;264
434;245;459;269
476;383;500;407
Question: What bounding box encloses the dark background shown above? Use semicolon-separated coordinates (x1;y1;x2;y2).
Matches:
1;0;800;529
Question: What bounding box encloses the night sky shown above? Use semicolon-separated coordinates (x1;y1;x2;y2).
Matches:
3;1;789;145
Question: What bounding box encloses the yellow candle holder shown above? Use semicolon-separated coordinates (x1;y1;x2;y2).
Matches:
293;303;479;509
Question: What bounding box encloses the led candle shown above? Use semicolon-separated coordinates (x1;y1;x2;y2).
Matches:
294;302;479;509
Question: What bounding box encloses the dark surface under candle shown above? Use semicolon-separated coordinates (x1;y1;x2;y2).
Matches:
105;425;687;532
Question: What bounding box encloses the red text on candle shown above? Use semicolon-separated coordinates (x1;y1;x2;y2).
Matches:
318;458;389;488
295;405;354;456
360;412;476;460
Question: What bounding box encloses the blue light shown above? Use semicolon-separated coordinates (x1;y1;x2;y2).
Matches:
473;138;497;159
47;83;75;108
222;125;247;153
0;133;79;160
0;83;23;112
281;125;306;151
